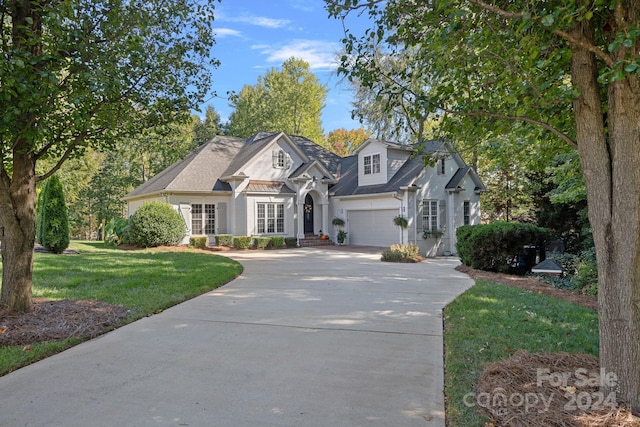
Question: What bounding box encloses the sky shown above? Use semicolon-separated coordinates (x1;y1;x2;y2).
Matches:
203;0;372;133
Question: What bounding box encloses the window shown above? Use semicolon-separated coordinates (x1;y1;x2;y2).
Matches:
437;157;446;175
463;201;470;225
191;204;202;235
272;150;288;169
363;153;381;175
257;203;284;234
191;204;215;235
422;200;439;232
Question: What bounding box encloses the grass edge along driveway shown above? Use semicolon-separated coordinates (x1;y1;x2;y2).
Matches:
0;241;243;376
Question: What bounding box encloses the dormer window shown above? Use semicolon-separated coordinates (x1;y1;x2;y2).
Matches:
364;153;381;175
272;150;289;169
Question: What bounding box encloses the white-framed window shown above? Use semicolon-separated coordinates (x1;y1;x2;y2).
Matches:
364;153;381;175
272;150;289;169
437;157;446;175
422;200;439;231
257;203;284;234
191;204;215;235
463;201;470;225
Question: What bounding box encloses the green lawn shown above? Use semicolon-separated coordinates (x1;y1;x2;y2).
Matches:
0;241;243;376
444;279;599;426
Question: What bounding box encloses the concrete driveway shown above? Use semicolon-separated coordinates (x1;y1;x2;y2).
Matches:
0;248;473;427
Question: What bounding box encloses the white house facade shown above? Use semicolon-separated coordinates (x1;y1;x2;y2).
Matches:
124;131;486;256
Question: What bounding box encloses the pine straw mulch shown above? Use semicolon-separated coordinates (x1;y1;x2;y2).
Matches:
0;299;130;347
455;265;639;426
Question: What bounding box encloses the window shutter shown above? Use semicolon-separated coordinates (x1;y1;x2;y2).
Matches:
439;200;446;230
217;203;227;234
179;204;191;233
416;199;423;232
272;151;278;168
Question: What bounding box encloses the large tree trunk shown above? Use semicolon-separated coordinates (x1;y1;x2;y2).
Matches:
571;9;640;409
0;150;37;313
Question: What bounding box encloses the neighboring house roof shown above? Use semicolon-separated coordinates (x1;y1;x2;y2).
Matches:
531;259;564;274
244;180;295;194
124;135;247;199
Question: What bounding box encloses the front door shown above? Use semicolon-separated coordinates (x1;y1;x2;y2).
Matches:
303;194;314;234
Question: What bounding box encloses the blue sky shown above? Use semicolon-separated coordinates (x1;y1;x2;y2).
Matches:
204;0;371;133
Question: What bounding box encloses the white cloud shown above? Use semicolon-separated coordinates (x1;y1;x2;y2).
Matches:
213;28;242;38
219;14;291;29
254;40;340;70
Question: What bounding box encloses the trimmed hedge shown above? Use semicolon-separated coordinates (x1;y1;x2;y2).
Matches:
456;222;548;274
128;201;186;248
190;236;209;249
254;237;271;249
270;236;285;248
285;237;298;247
215;234;233;246
233;236;253;249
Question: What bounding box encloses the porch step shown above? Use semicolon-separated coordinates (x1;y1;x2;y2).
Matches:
299;234;334;247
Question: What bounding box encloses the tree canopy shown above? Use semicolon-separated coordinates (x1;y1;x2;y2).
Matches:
227;57;327;143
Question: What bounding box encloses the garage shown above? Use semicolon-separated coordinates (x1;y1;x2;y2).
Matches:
347;209;399;247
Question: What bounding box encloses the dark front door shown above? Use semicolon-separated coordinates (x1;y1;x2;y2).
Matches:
303;194;314;234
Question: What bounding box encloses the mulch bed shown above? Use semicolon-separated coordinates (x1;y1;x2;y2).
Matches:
0;299;130;347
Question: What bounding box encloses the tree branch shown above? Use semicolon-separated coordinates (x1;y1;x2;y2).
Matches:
439;105;578;148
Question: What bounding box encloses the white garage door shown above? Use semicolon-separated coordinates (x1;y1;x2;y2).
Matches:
347;209;399;247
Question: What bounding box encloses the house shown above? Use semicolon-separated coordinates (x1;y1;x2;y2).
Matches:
124;131;486;256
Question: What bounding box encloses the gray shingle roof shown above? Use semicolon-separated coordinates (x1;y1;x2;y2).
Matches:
446;166;471;190
124;135;247;198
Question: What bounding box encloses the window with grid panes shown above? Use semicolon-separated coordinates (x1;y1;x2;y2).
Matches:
257;203;284;234
191;204;203;235
422;200;439;231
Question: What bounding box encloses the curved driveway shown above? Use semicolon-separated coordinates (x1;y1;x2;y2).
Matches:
0;248;473;427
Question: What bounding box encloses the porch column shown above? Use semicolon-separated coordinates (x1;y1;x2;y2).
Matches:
447;191;456;254
320;201;329;237
296;200;305;240
229;183;237;235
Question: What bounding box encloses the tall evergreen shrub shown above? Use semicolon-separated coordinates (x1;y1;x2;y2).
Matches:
40;175;70;254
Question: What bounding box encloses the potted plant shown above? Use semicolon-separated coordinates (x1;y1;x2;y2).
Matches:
337;230;348;245
423;228;444;239
332;218;345;227
393;215;409;229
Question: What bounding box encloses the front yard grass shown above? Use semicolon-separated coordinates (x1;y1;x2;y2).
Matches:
444;279;599;426
0;241;243;376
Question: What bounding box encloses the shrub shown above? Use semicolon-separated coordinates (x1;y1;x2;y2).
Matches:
215;234;233;246
381;243;421;262
233;236;253;249
456;222;548;274
128;201;186;248
571;248;598;292
105;218;130;246
254;237;271;249
189;236;209;249
285;237;298;247
270;236;285;248
40;175;70;254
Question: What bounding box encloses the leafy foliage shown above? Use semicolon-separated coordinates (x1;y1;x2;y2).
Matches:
254;237;271;249
325;128;369;156
128;202;186;248
232;236;253;249
456;222;547;274
381;243;420;262
104;218;130;247
214;234;234;246
270;236;285;248
227;57;327;143
189;236;209;249
40;176;70;254
285;237;298;247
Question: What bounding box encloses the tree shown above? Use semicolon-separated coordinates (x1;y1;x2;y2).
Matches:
0;0;218;313
327;0;640;407
227;57;327;143
193;105;222;146
39;175;70;254
325;128;370;156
